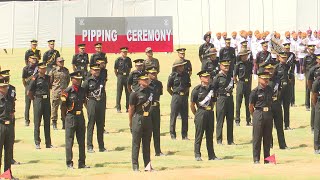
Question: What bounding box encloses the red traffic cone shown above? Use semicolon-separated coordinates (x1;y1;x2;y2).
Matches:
264;154;276;164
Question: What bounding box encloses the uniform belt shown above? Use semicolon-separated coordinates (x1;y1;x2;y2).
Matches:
67;110;82;115
0;120;11;125
151;101;160;106
255;107;271;112
135;111;150;117
35;94;49;99
219;93;232;97
239;78;250;82
173;92;186;96
118;72;128;76
199;106;213;111
281;81;288;86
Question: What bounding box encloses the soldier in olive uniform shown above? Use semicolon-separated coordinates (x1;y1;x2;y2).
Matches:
22;56;39;126
82;64;107;153
219;38;236;75
261;63;288;149
234;49;253;126
201;48;219;82
273;52;293;130
167;59;191;140
27;62;53;149
24;40;41;65
61;71;90;169
0;71;20;165
255;41;272;69
72;44;89;78
43;40;61;74
144;47;160;72
190;70;221;161
147;67;164;156
114;47;132;112
128;59;145;93
96;59;108;134
129;72;153;171
199;32;215;62
211;58;235;145
249;69;273;164
304;44;317;111
49;57;70;130
308;54;320;132
311;74;320;154
0;77;18;179
175;48;192;76
283;43;296;107
90;43;108;65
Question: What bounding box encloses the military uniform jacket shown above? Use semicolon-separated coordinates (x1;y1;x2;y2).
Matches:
201;59;219;78
49;66;70;99
28;74;51;96
22;64;38;85
129;87;153;115
144;58;160;72
234;60;253;81
304;54;317;72
184;59;192;75
256;50;272;65
286;52;296;75
72;53;89;71
273;63;292;86
0;89;16;122
61;86;85;114
167;71;191;94
99;69;108;87
199;43;215;60
249;85;273;110
149;79;163;102
312;77;320;101
219;47;236;61
25;49;41;61
128;70;144;92
82;76;106;99
211;72;233;95
268;76;281;102
191;84;216;111
90;52;107;65
308;64;320;81
43;49;61;67
114;57;132;76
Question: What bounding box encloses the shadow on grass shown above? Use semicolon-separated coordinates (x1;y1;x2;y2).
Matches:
26;175;45;179
166;151;179;156
160;132;170;136
291;144;308;149
237;141;252;145
14;139;22;143
297;125;308;129
157;165;202;171
109;128;129;134
15;116;24;120
222;156;235;160
114;146;130;151
94;161;130;168
60;144;66;147
25;160;40;164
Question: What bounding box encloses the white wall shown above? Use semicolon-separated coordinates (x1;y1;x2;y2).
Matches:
0;0;319;49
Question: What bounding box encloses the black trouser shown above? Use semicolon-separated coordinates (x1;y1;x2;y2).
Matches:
306;71;311;108
216;95;234;143
314;102;320;150
280;84;291;128
290;76;295;105
65;112;86;167
194;109;216;159
86;98;105;150
271;101;287;148
33;97;52;146
116;74;129;110
11;118;15;160
169;94;189;138
0;123;13;173
235;80;251;123
150;104;161;154
252;110;273;162
311;103;315;130
25;88;31;123
132;114;152;170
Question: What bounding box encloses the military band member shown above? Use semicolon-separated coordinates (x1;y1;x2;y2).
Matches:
128;59;145;93
190;70;221;161
144;47;160;72
27;62;53;149
273;52;293;130
0;77;18;179
147;67;164;156
22;56;39;126
129;72;153;171
167;59;191;140
90;43;107;65
211;58;235;145
49;57;70;130
72;44;89;78
303;44;317;111
43;40;61;73
249;69;273;164
308;54;320;132
24;40;41;65
201;48;219;82
234;49;253;126
175;48;192;76
199;31;215;62
82;64;107;153
114;47;132;113
255;41;271;69
61;71;90;169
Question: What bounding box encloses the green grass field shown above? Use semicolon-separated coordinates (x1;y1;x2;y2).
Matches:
0;46;319;180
